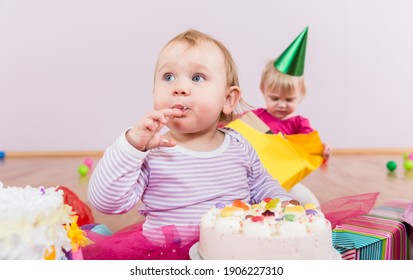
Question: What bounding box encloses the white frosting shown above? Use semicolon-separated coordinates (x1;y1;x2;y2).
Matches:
200;208;219;228
277;220;307;236
0;182;72;259
242;220;272;237
304;216;330;233
198;199;333;260
213;216;242;234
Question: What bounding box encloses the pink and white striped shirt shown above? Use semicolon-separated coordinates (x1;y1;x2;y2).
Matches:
88;128;292;233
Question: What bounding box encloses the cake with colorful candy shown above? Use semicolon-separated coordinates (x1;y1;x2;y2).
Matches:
0;182;85;260
198;198;334;260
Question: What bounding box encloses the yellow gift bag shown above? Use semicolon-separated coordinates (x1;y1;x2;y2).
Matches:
226;112;324;191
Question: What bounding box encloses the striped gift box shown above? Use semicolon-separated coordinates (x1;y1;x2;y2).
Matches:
332;200;412;260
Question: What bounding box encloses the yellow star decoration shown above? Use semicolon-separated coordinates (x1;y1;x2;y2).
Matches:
65;215;90;252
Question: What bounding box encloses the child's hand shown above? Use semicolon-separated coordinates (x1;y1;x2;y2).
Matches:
322;143;332;161
126;108;182;151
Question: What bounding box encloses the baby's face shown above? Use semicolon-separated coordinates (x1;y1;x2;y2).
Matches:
262;84;303;120
153;41;229;134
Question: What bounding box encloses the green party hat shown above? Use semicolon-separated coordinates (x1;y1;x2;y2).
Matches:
274;26;308;76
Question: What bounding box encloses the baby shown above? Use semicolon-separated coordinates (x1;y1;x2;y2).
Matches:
84;29;293;260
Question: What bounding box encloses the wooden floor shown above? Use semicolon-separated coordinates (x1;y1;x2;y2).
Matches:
1;154;413;233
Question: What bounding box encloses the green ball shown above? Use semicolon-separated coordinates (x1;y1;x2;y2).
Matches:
386;161;397;172
78;164;89;176
403;152;410;160
404;160;413;171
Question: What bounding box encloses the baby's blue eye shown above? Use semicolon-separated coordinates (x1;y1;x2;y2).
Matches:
164;74;175;81
192;75;205;82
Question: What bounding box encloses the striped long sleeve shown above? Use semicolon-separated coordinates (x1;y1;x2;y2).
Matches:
88;128;293;231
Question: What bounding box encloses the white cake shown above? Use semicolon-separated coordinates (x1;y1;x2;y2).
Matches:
0;182;73;260
198;198;333;260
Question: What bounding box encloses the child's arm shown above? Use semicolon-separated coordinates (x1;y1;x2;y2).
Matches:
234;132;293;203
87;132;148;214
248;156;294;203
251;175;294;204
88;108;182;214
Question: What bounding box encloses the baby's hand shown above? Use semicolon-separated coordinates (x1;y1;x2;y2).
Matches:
322;143;332;161
126;108;182;151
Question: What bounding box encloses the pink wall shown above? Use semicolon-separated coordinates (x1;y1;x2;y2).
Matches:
1;0;412;151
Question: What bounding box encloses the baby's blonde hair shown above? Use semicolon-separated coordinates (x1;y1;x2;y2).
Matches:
157;29;249;123
260;59;306;96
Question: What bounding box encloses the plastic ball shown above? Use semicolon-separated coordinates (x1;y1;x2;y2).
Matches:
386;161;397;172
403;152;410;160
404;160;413;171
408;154;413;161
78;164;89;176
84;158;94;168
0;150;5;159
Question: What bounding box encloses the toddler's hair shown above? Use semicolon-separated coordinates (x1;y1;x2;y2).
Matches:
260;59;306;96
158;29;250;123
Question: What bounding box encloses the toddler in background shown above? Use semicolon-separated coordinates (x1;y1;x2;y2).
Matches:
252;27;331;161
252;27;330;205
83;29;293;260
